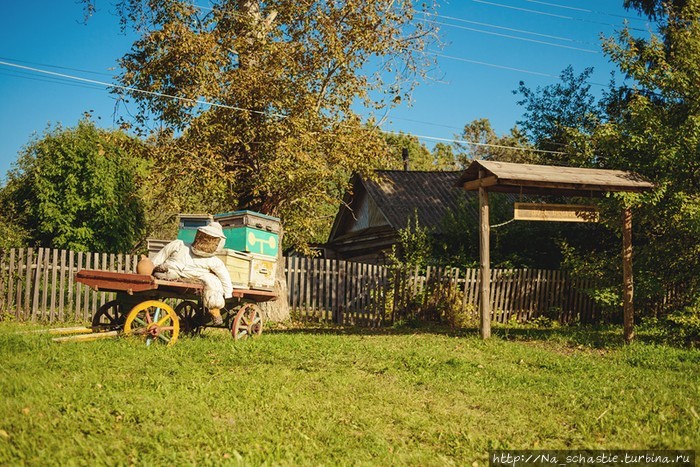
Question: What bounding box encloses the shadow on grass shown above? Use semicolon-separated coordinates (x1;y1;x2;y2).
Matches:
267;320;677;349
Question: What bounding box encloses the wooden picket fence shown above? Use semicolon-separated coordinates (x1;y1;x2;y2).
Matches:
0;247;603;325
0;248;140;322
284;257;601;326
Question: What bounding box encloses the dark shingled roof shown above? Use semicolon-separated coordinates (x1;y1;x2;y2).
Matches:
363;170;475;233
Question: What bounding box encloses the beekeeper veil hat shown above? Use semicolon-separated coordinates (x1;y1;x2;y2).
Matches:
197;222;226;239
191;222;226;257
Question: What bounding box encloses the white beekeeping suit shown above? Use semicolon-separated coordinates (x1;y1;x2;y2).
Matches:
152;222;233;324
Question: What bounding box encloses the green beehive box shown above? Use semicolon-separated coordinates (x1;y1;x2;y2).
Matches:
176;214;213;243
221;227;279;256
215;210;280;257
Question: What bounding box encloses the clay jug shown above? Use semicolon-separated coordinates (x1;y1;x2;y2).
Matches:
136;255;155;275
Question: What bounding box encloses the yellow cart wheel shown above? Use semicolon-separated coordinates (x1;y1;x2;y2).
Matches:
124;300;180;346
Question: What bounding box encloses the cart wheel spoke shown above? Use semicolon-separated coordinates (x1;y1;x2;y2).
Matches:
92;300;125;332
231;304;263;340
174;301;202;336
133;316;149;327
156;316;173;327
124;300;180;346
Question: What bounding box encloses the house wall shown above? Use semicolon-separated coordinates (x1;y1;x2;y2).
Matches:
345;187;389;234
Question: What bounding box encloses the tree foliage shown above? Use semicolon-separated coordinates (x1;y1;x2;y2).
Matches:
381;131;436;171
454;118;536;166
0;119;148;253
515;66;602;166
597;0;700;307
85;0;438;250
431;143;458;170
514;0;700;314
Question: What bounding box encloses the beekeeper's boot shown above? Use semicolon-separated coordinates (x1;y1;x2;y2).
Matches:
209;308;223;326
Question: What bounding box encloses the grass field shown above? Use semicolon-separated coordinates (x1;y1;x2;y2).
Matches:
0;322;698;465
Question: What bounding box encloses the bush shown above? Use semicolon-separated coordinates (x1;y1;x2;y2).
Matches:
439;288;477;329
665;298;700;347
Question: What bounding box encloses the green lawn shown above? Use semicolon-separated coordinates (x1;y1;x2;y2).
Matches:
0;322;698;465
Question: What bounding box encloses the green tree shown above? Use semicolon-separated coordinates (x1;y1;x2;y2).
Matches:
0;211;29;250
431;143;458;170
0;120;148;253
514;0;700;315
514;66;602;166
596;0;700;308
381;131;435;170
454;118;536;167
623;0;688;19
84;0;437;250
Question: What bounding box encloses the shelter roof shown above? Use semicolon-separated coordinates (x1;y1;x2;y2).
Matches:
456;160;654;196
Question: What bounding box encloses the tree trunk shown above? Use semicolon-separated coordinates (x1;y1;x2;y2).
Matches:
233;0;289;322
259;228;290;322
622;206;634;343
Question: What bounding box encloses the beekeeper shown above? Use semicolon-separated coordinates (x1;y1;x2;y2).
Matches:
151;222;233;325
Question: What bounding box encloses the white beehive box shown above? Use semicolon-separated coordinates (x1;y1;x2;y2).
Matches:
249;253;277;290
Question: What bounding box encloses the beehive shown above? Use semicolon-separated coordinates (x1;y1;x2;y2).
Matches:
215;249;252;289
176;214;213;243
249;253;277;290
214;211;281;257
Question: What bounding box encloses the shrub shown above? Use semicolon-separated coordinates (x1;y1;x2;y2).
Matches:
665;297;700;347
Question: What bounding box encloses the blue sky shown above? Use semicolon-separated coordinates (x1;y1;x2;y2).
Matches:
0;1;651;179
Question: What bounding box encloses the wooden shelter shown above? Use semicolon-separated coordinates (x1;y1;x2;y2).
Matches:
457;160;655;342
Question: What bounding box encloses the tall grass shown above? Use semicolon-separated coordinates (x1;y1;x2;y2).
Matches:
0;323;698;465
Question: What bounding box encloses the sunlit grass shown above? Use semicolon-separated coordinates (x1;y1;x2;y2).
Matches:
0;322;698;465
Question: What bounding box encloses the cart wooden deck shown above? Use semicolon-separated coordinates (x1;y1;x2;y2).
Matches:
75;269;276;344
76;269;277;301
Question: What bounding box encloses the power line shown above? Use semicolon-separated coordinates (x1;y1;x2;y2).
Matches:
382;130;564;155
473;0;647;32
0;60;288;119
421;12;598;46
425;19;598;54
0;59;567;156
525;0;648;23
0;56;115;77
385;115;464;132
475;0;571;19
0;70;106;92
426;51;558;78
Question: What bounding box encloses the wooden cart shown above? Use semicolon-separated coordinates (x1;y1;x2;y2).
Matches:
75;270;277;345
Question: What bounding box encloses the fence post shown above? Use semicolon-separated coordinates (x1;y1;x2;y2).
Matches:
7;249;16;318
336;260;345;325
31;248;43;321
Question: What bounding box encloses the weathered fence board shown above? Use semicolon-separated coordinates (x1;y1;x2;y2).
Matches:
282;257;605;326
0;247;682;326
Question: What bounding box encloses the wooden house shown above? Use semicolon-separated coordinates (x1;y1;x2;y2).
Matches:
325;171;476;263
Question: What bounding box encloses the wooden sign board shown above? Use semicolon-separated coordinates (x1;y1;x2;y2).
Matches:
514;203;600;223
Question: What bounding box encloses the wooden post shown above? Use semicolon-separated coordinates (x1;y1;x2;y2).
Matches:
622;206;634;343
479;174;491;339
